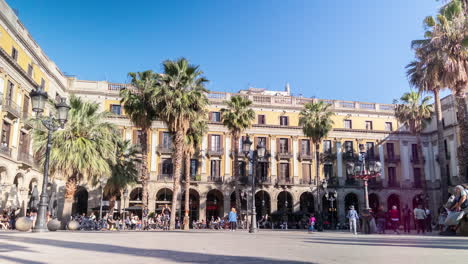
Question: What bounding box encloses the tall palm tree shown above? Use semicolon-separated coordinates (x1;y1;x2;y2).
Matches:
120;71;158;211
182;118;207;230
104;140;141;216
394;91;433;193
425;1;468;180
32;95;117;223
151;58;208;230
221;95;255;213
299;101;334;230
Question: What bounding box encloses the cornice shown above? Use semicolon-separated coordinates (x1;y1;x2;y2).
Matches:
0;47;38;90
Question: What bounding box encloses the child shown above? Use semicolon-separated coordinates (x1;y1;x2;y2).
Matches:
308;214;316;233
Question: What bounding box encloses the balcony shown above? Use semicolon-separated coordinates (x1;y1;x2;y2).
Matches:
342;152;357;162
385;155;401;164
345;178;359;186
276;177;294;186
320;152;337;163
156;145;173;155
207;147;224;157
298;152;313;161
298;178;315;185
276;151;293;160
18;152;34;167
237;176;249;184
410;156;423;164
0;145;11;157
3;98;21;119
208;175;223;183
157;174;173;182
256;176;272;185
368;179;383;189
388;181;400;188
327;177;339;187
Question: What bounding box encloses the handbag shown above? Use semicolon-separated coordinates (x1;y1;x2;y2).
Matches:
444;211;465;226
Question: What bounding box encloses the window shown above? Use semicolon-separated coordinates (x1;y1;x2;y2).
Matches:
210;112;221;122
280;116;289;126
344;141;353;153
162;132;172;148
11;47;18;61
19;132;29;153
324;164;333;179
133;130;143;145
22;95;29;118
386;143;394;158
411;144;418;160
365;121;373;130
388;167;397;186
323;140;332;153
6;81;14;99
366;142;375;158
302;163;311;183
27;64;33;77
413;168;422;187
444;139;449;159
40;78;45;90
110;104;121;115
210;135;221;151
257;137;267;148
385;122;393;131
344;119;352;129
279;138;289;153
279;163;290;180
257;162;268;180
161;158;173;175
238;161;246;177
210;160;221;177
258;115;266;125
442;118;446;128
301;139;311;155
1;122;11;148
190;159;198;177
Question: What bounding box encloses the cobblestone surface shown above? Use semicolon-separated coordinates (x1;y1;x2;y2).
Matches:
0;230;467;264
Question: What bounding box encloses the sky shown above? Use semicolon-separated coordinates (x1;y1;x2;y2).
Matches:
7;0;444;104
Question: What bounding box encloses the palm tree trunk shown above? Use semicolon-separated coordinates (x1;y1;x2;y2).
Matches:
170;130;184;230
183;154;191;230
233;134;242;213
140;128;149;211
454;89;468;181
434;90;449;201
108;195;117;217
314;142;322;230
61;174;77;227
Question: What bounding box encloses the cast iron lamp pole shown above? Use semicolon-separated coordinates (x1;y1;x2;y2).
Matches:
99;177;108;219
30;89;70;232
346;144;382;210
242;135;266;234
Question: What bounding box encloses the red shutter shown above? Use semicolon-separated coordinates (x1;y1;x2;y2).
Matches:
209;112;213;122
208;135;212;151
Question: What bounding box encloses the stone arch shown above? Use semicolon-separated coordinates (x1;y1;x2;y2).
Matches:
72;186;88;216
344;192;359;213
13;173;24;189
255;190;271;218
206;189;224;220
387;193;401;211
181;189;200;222
277;190;293;213
299;192;314;213
369;193;380;212
230;191;247;212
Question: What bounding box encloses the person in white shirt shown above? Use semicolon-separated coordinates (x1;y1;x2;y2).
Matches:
413;204;426;234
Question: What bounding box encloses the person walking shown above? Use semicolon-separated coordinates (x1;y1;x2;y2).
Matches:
424;206;432;233
308;213;316;233
228;208;237;232
402;205;412;234
347;205;359;235
389;205;400;235
414;204;427;234
375;206;386;234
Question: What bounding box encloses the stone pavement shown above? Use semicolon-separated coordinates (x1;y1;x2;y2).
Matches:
0;230;467;264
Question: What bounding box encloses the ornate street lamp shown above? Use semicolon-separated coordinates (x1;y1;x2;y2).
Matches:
30;89;70;232
325;190;338;229
242;135;265;233
346;144;382;210
99;177;108;219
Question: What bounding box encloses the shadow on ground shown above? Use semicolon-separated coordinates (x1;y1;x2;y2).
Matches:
304;236;468;250
0;234;312;264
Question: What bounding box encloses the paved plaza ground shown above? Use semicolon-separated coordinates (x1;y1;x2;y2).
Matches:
0;230;467;264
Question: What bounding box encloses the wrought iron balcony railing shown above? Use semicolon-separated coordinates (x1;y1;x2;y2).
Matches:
0;145;11;157
276;177;294;185
277;151;293;160
207;147;224;157
157;174;173;182
3;98;21;118
298;152;313;161
385;155;401;164
156;145;173;155
18;151;34;167
208;175;223;183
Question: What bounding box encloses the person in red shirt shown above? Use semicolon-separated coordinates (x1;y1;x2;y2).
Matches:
389;205;400;235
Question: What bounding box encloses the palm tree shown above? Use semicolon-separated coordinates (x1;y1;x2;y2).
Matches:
394;91;433;193
120;71;158;211
424;1;468;180
299;101;334;230
182;118;207;230
32;95;117;223
104;140;141;216
221;95;255;213
151;58;208;230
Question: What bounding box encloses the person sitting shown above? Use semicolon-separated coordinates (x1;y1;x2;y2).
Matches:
441;185;468;235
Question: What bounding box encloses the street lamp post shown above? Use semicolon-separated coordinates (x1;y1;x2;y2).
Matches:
346;144;382;210
99;177;107;219
123;188;129;228
30;89;70;232
242;135;266;234
325;190;337;229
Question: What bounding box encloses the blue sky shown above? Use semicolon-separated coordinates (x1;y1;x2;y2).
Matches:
8;0;443;103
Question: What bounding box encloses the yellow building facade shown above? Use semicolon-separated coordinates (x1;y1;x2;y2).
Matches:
0;0;462;226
